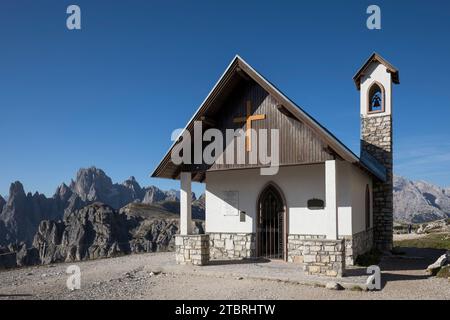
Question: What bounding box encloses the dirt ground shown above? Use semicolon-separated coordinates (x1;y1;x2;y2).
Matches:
0;245;449;300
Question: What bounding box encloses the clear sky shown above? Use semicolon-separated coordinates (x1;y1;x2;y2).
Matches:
0;0;449;198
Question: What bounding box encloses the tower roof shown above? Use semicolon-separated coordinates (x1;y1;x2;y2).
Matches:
353;53;400;90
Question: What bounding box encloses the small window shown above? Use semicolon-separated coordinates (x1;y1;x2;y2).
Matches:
240;211;246;222
368;83;384;113
307;198;325;210
365;185;371;229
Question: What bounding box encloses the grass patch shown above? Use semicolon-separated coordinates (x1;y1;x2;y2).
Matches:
436;265;450;279
355;249;382;267
394;233;450;250
349;285;363;291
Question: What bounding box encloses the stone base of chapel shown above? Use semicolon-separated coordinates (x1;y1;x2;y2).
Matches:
175;234;210;265
288;231;374;271
287;236;346;277
208;233;256;259
175;231;373;277
342;229;374;266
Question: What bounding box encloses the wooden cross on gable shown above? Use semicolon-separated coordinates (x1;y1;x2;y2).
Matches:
233;100;266;152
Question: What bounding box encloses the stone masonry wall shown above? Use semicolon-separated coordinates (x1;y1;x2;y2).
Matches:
175;234;210;265
287;234;326;263
288;235;345;277
209;233;255;259
361;115;393;251
343;229;374;266
302;239;345;277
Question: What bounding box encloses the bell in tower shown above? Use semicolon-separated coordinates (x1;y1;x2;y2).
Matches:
372;94;381;108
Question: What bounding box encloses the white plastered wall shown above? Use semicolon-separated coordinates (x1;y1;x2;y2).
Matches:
205;162;371;237
351;166;373;234
360;62;392;117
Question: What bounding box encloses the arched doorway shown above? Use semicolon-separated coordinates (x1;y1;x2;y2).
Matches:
257;183;287;260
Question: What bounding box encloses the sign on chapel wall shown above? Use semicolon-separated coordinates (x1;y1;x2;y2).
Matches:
222;191;239;216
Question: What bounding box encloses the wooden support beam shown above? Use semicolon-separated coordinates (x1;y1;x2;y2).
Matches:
236;67;251;81
171;168;181;180
200;116;216;127
276;104;295;119
323;146;342;160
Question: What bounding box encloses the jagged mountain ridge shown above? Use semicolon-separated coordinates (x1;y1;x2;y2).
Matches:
0;167;203;247
0;202;205;268
394;175;450;223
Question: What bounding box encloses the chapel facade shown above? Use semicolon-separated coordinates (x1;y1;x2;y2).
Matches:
152;53;399;277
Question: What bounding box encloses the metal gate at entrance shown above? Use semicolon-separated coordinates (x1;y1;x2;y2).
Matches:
257;184;285;259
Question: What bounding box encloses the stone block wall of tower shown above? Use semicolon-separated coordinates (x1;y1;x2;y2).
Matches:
361;114;393;251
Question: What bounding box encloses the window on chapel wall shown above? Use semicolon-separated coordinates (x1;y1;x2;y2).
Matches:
365;185;371;230
368;83;384;113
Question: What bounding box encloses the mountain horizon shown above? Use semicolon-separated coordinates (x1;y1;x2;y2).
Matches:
0;166;197;201
1;166;449;228
0;166;204;247
1;167;449;201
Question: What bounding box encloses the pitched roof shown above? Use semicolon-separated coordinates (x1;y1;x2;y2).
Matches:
353;52;400;90
151;55;387;181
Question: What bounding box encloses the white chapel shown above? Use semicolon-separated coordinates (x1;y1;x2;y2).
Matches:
152;53;399;277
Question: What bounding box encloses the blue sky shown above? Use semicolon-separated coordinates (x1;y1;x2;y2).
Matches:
0;0;449;197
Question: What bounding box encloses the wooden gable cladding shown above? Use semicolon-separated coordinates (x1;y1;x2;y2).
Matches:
151;56;384;182
207;81;335;171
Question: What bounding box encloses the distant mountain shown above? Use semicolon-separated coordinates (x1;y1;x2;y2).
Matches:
0;167;203;247
0;182;64;247
0;202;205;268
0;195;5;214
394;176;450;223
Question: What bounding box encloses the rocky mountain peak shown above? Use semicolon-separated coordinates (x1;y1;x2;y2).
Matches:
0;195;5;212
394;176;450;223
141;186;166;204
123;176;142;192
7;181;26;203
54;183;72;201
72;167;114;202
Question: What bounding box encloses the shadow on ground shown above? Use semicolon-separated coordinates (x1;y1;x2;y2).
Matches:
347;247;446;289
207;258;271;266
381;247;446;271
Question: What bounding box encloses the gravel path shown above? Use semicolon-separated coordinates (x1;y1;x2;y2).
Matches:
0;251;449;300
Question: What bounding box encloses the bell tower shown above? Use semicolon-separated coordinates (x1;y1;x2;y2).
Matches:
354;53;400;251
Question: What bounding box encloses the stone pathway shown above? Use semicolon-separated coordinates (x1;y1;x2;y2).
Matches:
162;256;369;290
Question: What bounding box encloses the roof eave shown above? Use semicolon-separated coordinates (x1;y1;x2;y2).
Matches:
353;52;400;90
149;56;241;178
